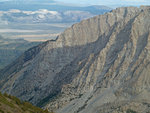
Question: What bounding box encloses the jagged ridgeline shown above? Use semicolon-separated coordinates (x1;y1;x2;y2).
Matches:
0;6;150;113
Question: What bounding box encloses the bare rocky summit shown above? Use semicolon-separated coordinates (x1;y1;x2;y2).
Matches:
0;6;150;113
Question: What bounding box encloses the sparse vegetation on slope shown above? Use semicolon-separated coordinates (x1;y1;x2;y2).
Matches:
0;92;53;113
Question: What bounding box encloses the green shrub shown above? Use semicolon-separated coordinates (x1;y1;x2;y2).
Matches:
0;94;15;108
3;93;8;97
44;109;50;113
0;109;4;113
127;109;137;113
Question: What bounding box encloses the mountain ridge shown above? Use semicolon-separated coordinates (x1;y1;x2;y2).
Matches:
0;6;150;113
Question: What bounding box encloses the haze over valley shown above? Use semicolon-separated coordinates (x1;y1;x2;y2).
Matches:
0;0;111;41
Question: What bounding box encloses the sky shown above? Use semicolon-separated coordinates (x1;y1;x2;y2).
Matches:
55;0;150;7
1;0;150;8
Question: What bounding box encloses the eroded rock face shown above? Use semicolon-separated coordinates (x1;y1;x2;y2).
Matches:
0;6;150;113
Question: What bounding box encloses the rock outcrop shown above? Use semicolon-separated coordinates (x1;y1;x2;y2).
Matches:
0;6;150;113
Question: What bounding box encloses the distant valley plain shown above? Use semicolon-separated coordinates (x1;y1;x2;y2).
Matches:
0;1;111;41
0;22;73;42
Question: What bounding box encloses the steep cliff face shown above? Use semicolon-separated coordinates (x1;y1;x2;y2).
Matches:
0;6;150;113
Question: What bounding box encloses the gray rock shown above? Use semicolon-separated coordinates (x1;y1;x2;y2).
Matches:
0;6;150;113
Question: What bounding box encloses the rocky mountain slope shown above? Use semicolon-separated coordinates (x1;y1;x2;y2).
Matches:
0;6;150;113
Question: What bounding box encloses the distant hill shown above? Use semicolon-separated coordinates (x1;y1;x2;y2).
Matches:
0;0;112;23
0;9;94;23
0;0;112;14
0;35;40;69
0;92;52;113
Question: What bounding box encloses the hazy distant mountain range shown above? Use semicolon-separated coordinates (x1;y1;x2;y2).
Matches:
0;0;112;42
0;0;112;23
0;0;111;13
0;9;94;23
